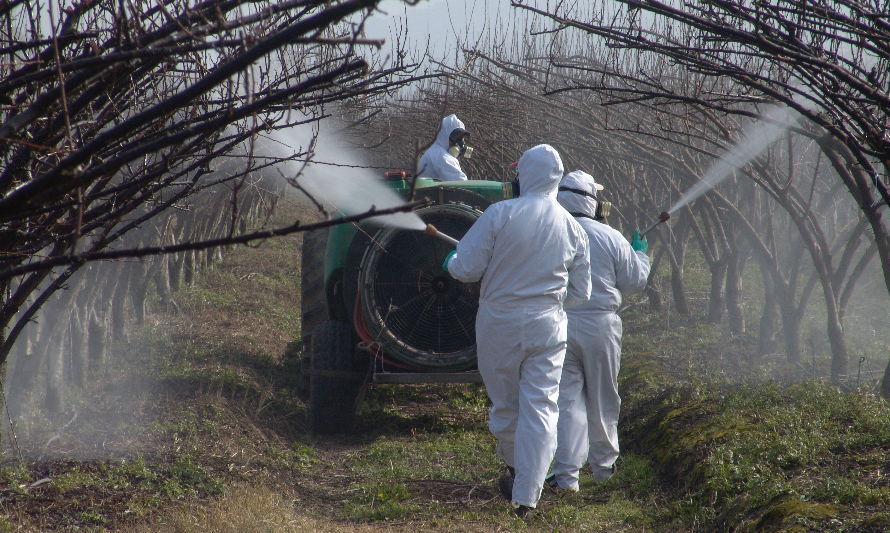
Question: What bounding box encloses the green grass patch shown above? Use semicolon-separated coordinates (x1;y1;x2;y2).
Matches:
347;430;500;485
620;355;890;529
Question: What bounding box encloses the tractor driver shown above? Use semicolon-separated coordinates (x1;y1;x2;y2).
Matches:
416;114;471;181
441;145;591;517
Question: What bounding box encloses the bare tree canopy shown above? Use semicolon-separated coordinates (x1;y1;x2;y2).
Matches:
511;0;890;296
0;0;427;366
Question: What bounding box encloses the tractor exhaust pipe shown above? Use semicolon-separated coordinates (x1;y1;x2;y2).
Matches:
424;223;459;246
640;211;671;237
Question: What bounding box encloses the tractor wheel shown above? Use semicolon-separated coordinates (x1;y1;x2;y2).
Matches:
297;229;328;401
309;320;366;434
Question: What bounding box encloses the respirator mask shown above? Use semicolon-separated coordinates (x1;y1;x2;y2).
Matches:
594;199;611;221
447;128;473;159
558;185;612;221
507;161;520;197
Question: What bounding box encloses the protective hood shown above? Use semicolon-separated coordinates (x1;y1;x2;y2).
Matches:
434;114;467;150
557;170;603;218
517;144;564;196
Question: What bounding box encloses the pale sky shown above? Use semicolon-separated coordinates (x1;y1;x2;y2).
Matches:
362;0;524;63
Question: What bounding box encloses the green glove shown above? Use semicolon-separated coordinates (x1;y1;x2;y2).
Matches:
631;230;648;253
442;250;457;272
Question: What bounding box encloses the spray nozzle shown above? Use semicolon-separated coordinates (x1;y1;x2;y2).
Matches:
424;224;459;246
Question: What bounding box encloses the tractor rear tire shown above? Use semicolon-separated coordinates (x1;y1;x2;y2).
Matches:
309;320;366;434
298;229;328;401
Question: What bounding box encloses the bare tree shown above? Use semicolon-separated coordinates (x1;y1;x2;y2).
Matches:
513;0;890;295
0;1;430;386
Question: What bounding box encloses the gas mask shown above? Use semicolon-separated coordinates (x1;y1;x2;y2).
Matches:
507;161;520;197
447;128;473;159
558;185;611;220
594;199;611;221
447;143;474;158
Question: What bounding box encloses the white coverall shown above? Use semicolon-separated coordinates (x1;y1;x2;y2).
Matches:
446;145;591;507
551;170;651;489
416;114;468;181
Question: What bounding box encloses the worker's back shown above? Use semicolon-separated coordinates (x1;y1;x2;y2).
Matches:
571;218;649;313
473;195;587;307
447;144;590;309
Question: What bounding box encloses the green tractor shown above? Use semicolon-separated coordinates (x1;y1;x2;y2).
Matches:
300;173;512;433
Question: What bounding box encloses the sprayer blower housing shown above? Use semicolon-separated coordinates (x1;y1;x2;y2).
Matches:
299;175;512;434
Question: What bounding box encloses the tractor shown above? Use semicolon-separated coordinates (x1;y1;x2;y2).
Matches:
299;173;513;433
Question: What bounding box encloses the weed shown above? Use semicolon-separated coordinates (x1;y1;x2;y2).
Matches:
169;453;223;496
77;511;108;525
264;442;315;471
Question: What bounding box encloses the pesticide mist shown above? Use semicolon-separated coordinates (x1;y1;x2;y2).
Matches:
668;105;803;214
268;120;425;231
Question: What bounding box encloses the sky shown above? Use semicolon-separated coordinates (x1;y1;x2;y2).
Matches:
361;0;521;62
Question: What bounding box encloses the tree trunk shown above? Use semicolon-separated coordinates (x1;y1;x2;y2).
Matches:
646;252;663;312
131;259;153;325
88;307;109;374
779;298;804;364
155;254;174;304
881;356;890;400
44;331;65;415
69;307;88;387
725;252;747;335
707;258;727;324
7;323;41;417
670;262;689;316
111;266;130;343
183;249;196;286
757;270;779;357
822;289;849;385
169;252;184;290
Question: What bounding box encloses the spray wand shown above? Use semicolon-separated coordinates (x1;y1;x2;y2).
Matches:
640;211;671;238
424;224;459;246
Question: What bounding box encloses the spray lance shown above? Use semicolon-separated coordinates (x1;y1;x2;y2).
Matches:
640;211;671;238
424;224;459;246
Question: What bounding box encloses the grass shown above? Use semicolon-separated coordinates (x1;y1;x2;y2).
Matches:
1;215;887;532
616;313;890;531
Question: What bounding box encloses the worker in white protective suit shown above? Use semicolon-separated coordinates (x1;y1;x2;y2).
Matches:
416;114;471;181
546;170;650;492
442;145;591;517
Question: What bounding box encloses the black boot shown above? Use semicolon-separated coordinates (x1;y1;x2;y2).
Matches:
497;466;515;500
511;501;534;518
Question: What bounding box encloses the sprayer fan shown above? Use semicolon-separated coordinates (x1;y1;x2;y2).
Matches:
358;203;482;370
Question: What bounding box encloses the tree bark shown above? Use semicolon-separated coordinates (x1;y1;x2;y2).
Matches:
757;268;779;358
726;252;747;335
88;307;109;374
670;260;689;316
707;258;727;324
646;251;663;313
881;356;890;400
779;297;803;364
111;264;130;343
44;331;65;415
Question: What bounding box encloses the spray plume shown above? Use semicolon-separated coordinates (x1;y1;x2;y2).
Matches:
668;105;802;215
270;120;425;231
